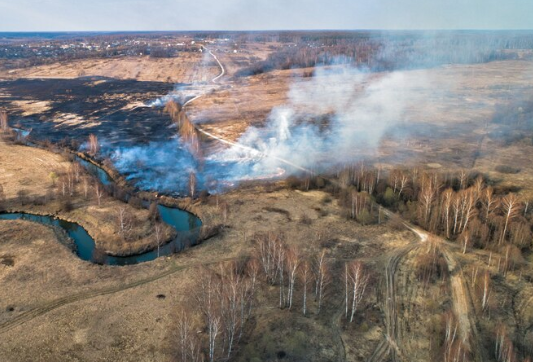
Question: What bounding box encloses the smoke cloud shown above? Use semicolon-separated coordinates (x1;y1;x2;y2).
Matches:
218;66;425;172
107;64;425;194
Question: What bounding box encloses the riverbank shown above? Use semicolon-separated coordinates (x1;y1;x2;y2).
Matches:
0;138;177;257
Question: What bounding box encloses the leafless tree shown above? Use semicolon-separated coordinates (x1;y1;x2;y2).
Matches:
246;258;260;316
344;263;349;319
94;181;104;207
314;249;330;314
65;167;76;197
164;99;181;125
350;191;370;220
418;173;440;229
116;206;134;241
82;176;91;200
154;223;164;257
441;188;454;238
500;194;521;245
509;221;532;248
482;186;498;221
72;162;82;183
398;172;409;197
196;269;221;362
472;175;485;196
58;175;69;198
180;115;201;156
189;171;197;199
495;324;517;362
443;311;470;362
219;265;241;358
208;316;221;362
481;270;491;312
457;169;468;190
246;258;260;295
88;134;99;156
256;232;283;284
219;201;229;226
299;259;311;316
459;230;471;254
0;110;8;132
0;184;5;208
176;307;202;362
458;188;478;234
452;194;462;235
277;243;286;308
389;169;400;194
285;247;300;310
346;260;369;323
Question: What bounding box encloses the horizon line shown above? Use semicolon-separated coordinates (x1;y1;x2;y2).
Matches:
1;28;533;34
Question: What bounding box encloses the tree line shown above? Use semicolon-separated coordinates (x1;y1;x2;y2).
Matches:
234;33;533;77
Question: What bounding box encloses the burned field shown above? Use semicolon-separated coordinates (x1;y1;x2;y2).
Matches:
1;31;533;362
0;77;176;146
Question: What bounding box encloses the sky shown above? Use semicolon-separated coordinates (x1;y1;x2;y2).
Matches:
0;0;532;32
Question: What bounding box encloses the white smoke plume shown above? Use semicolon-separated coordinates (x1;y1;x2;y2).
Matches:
218;66;426;173
109;64;428;194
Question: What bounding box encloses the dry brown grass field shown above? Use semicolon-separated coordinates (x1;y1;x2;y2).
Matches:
0;53;220;84
1;35;533;362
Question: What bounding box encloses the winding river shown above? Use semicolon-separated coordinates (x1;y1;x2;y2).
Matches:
1;148;202;266
0;207;201;266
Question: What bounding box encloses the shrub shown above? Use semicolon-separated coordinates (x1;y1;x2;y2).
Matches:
300;213;312;225
382;187;398;207
285;176;301;190
128;196;143;209
321;195;332;204
495;165;521;174
356;209;373;225
415;250;449;284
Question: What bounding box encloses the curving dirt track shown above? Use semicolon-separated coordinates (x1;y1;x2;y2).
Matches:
0;256;235;335
441;247;487;362
366;209;486;362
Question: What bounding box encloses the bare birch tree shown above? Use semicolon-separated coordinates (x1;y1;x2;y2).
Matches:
347;260;369;323
189;171;197;199
82;176;91;200
196;269;221;362
500;194;520;245
154;223;163;257
299;259;311;316
176;307;202;362
314;250;329;314
88;134;99;156
94;180;104;207
285;247;300;310
0;110;8;132
116;206;133;241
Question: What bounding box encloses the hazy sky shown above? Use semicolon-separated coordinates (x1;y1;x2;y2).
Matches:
0;0;532;31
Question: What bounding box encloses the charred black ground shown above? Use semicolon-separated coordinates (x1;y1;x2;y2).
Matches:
0;77;177;146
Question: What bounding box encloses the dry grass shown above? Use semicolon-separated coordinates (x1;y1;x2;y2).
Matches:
0;53;219;84
188;59;533;200
0;139;173;255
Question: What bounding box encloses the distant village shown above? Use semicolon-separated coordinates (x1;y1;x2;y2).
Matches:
0;34;251;69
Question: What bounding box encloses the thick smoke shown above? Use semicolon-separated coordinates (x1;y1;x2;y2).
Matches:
109;63;426;194
110;138;197;193
218;66;424;173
